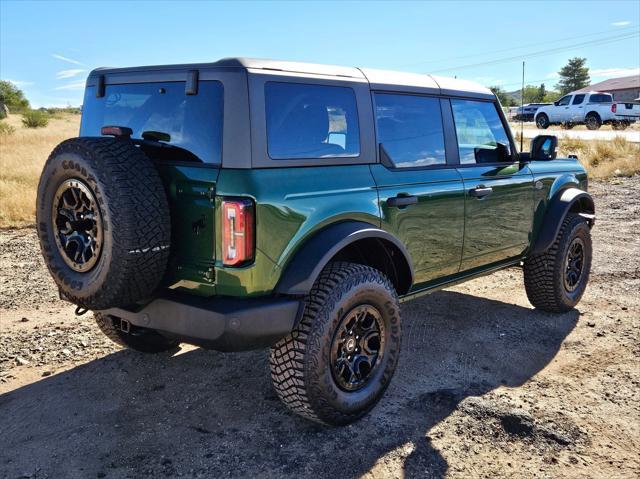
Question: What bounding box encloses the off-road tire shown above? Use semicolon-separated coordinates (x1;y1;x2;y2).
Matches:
561;122;575;130
524;214;592;313
536;113;550;129
612;121;629;131
270;262;401;426
585;113;602;130
36;138;171;310
94;312;178;353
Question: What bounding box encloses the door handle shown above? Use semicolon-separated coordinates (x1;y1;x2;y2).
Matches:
469;186;493;198
387;195;418;207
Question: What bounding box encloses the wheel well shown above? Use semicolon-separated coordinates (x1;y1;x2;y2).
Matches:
330;237;412;295
569;196;595;227
586;111;601;120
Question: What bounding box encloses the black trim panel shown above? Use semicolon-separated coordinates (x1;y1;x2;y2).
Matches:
531;188;595;255
101;291;303;352
275;221;414;295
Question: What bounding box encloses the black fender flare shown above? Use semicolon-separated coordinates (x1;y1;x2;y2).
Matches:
275;221;414;296
531;188;595;255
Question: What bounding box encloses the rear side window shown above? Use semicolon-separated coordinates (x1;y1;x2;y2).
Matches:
81;81;224;164
265;82;360;159
374;93;446;168
451;99;511;164
589;93;613;103
572;94;585;105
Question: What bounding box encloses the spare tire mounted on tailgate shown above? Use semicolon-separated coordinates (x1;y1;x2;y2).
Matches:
36;137;171;310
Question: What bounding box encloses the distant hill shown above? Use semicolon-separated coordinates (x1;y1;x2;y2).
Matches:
506;89;523;103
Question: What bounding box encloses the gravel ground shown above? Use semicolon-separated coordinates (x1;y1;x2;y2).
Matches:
1;177;639;479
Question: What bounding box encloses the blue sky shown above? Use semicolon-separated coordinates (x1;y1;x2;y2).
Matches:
1;0;639;107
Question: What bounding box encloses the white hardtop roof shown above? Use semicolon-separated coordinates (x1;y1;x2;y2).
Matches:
91;57;494;98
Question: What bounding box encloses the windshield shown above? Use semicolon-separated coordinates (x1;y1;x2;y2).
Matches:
81;81;223;164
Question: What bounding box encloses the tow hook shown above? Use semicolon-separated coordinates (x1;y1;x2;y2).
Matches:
119;318;131;334
75;306;89;316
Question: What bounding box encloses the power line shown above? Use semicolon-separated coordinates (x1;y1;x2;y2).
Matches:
428;31;639;74
397;25;639;68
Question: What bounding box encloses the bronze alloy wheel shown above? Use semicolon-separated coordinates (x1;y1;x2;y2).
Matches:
330;304;386;391
51;178;103;272
564;237;585;292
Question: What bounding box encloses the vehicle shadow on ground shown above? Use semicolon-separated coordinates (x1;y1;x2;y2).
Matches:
0;291;578;479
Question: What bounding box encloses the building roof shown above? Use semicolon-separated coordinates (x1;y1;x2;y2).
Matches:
90;57;493;98
574;75;640;93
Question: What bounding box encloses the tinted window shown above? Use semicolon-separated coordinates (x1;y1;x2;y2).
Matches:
374;93;445;168
557;95;572;106
572;94;585;105
590;93;613;103
451;99;511;164
265;82;359;159
81;81;224;164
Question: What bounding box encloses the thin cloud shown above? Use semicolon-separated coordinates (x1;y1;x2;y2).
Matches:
5;79;34;87
56;69;85;79
52;54;84;66
55;80;86;90
591;67;640;78
611;21;631;27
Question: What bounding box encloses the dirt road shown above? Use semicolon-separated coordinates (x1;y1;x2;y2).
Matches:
1;177;639;479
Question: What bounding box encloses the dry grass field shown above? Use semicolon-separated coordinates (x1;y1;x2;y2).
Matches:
0;113;638;228
0;113;80;227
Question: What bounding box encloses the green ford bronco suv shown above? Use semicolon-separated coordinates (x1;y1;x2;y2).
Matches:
36;58;594;425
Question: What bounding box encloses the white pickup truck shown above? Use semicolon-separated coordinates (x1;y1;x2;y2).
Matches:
534;91;640;130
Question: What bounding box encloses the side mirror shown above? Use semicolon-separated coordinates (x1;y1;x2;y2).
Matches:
553;101;559;106
530;135;558;161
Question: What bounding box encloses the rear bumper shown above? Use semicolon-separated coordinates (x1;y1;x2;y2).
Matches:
100;291;303;352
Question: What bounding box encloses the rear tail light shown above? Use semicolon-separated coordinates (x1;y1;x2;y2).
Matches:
611;104;617;113
221;198;254;266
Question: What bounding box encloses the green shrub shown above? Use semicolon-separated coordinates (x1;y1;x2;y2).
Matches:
0;121;16;135
22;110;49;128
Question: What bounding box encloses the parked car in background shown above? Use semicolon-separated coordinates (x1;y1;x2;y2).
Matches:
535;91;640;130
514;103;551;122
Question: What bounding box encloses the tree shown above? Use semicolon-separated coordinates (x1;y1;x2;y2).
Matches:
490;86;515;106
537;83;547;102
543;89;561;103
555;58;590;95
0;80;30;112
522;85;543;103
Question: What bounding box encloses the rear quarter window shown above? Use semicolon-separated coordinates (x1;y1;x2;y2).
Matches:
589;94;613;103
265;82;360;160
80;81;223;164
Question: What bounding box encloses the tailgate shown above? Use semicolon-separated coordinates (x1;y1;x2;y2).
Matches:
156;164;219;292
80;77;225;296
615;102;640;119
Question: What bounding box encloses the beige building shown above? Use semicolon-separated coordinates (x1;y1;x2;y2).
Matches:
574;75;640;102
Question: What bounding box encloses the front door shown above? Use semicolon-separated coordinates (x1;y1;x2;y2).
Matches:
549;94;572;122
450;98;534;271
370;93;465;288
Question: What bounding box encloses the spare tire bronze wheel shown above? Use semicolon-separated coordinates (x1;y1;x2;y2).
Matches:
36;137;171;310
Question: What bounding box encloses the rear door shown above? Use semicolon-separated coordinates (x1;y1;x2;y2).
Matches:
370;93;465;288
449;98;534;271
569;93;586;122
